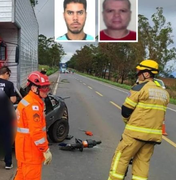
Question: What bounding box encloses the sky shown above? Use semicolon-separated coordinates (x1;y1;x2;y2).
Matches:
34;0;176;69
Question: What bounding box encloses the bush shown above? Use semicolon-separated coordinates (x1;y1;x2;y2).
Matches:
46;68;58;76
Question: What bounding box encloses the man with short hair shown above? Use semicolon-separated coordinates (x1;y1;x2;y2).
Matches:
100;0;136;41
56;0;94;40
0;66;16;170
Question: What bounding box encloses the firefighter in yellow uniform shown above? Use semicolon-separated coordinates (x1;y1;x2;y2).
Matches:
108;60;170;180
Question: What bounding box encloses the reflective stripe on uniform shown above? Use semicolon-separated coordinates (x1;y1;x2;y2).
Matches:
132;175;147;180
42;127;46;131
17;127;29;133
34;137;46;145
126;124;162;135
109;172;124;179
154;81;161;87
137;102;166;111
108;152;124;180
17;127;46;134
113;152;121;171
125;98;137;108
21;99;30;106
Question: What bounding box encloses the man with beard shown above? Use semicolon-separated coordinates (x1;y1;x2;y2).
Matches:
100;0;136;41
56;0;94;40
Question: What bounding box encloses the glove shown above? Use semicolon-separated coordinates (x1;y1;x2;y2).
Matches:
43;148;52;165
122;117;129;124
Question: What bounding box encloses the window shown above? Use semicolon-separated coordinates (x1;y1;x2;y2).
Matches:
44;96;53;114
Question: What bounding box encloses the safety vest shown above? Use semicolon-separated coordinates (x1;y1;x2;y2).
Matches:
15;91;49;164
123;80;170;143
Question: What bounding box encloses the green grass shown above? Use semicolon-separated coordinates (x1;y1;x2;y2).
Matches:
77;72;176;105
170;98;176;105
78;72;131;90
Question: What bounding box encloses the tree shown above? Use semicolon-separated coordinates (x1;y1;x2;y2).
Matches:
67;8;176;84
67;54;77;69
38;35;49;65
38;34;65;67
138;7;176;72
75;45;94;73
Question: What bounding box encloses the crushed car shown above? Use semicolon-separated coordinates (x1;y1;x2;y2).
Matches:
44;94;69;142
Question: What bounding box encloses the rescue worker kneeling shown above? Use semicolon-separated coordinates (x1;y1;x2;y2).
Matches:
14;71;52;180
107;60;170;180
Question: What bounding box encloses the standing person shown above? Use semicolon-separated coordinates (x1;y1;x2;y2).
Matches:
56;0;94;40
100;0;136;41
0;66;16;170
107;60;170;180
14;71;52;180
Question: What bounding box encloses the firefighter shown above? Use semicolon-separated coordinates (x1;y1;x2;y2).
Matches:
107;60;170;180
14;71;52;180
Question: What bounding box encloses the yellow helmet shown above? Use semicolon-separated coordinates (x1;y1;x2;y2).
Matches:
136;60;159;74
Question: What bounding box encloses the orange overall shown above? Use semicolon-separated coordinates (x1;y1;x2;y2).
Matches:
14;91;49;180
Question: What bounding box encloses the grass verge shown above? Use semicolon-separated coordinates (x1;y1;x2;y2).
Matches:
77;72;176;105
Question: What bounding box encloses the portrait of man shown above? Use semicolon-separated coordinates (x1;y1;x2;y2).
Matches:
55;0;95;41
99;0;137;41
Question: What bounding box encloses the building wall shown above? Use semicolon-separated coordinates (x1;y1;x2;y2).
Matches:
0;0;13;22
0;28;18;87
15;0;39;88
0;0;39;88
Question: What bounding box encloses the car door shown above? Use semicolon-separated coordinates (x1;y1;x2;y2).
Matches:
44;96;56;130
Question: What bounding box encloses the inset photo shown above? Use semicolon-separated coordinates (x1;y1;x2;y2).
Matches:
55;0;96;42
98;0;138;42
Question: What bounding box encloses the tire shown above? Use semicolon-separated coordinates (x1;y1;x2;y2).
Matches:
48;119;69;143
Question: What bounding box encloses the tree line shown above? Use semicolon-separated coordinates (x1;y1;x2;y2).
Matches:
38;35;65;67
67;8;176;84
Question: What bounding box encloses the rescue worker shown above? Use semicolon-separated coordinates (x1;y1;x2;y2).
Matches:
107;60;170;180
14;71;52;180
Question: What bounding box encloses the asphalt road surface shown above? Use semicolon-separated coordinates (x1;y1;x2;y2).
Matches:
42;73;176;180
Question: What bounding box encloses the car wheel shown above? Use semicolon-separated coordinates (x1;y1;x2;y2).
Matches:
48;119;69;143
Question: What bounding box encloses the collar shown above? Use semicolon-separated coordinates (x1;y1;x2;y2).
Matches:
28;90;44;105
137;79;151;84
65;33;87;40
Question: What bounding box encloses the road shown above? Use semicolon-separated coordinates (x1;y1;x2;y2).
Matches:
42;73;176;180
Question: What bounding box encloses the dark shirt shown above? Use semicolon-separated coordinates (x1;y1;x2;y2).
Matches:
0;78;16;120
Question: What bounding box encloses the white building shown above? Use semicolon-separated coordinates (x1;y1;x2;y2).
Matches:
0;0;39;88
